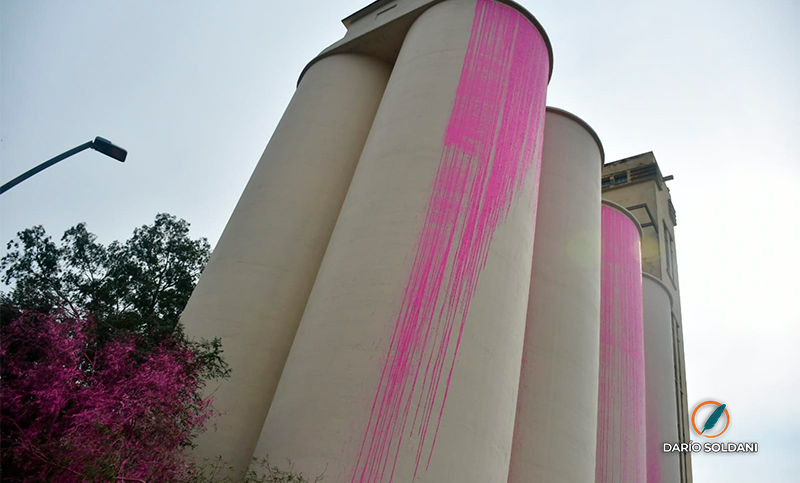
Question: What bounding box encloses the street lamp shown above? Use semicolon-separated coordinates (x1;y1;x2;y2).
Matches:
0;137;127;195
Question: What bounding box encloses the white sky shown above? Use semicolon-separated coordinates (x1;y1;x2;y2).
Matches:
1;1;798;481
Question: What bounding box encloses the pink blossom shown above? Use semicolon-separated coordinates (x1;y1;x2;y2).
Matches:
1;311;220;482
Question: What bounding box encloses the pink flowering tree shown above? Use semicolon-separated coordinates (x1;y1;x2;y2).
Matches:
0;311;229;482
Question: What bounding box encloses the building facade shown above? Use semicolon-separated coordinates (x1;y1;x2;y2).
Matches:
180;1;691;481
603;152;693;482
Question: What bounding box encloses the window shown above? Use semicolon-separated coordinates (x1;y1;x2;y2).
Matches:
602;173;628;188
663;221;676;287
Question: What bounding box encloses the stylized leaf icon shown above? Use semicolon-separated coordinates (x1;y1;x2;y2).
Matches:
701;403;726;435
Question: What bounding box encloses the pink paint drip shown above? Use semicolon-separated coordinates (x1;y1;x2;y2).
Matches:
596;206;646;483
350;1;549;482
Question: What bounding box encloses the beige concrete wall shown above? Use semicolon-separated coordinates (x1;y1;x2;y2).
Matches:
254;0;550;481
180;53;392;473
643;273;681;483
653;185;692;482
507;108;602;483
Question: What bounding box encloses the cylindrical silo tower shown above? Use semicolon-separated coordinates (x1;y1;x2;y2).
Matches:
508;107;603;483
643;272;681;483
180;54;392;473
596;200;646;483
254;0;552;481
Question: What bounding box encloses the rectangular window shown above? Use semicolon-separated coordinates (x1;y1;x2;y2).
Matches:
664;224;672;276
614;173;628;184
663;222;677;287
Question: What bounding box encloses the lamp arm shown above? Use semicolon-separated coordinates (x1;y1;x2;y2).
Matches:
0;141;94;195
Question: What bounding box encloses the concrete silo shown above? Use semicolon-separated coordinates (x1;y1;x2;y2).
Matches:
643;272;681;483
180;54;392;472
596;200;646;483
254;0;552;481
508;107;603;483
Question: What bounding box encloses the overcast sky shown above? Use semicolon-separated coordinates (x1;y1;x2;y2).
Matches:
1;0;798;481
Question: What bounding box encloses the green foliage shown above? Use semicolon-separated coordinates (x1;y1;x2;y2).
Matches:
0;214;238;481
190;457;325;483
0;215;323;481
1;213;210;346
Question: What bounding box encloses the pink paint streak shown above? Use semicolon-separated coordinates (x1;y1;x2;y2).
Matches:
350;1;549;482
596;206;646;483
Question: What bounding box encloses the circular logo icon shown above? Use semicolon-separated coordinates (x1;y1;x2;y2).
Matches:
692;400;730;438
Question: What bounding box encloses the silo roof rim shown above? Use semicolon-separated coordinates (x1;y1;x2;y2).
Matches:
545;106;605;165
302;0;554;86
642;272;675;307
601;199;644;239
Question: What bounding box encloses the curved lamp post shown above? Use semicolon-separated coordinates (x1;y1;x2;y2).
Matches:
0;137;127;195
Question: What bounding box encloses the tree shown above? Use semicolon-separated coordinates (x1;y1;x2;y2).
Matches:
0;214;317;482
0;311;228;482
1;213;211;345
0;214;230;480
